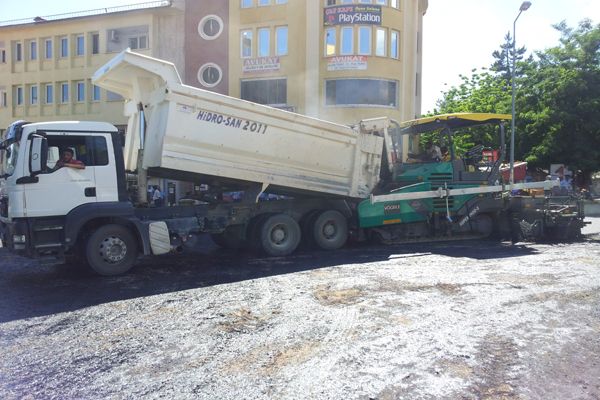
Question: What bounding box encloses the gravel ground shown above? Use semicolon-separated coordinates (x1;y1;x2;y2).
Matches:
1;218;599;400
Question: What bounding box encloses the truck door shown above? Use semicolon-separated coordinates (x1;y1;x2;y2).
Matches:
22;133;115;218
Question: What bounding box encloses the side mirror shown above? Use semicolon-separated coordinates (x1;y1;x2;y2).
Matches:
29;134;48;176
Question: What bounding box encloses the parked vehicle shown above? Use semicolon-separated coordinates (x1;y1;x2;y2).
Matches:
0;51;586;276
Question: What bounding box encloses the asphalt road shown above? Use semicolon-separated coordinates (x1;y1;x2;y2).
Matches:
1;218;599;399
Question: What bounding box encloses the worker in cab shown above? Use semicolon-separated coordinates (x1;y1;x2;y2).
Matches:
53;148;85;170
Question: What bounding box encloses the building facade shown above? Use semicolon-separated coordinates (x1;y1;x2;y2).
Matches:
0;0;427;132
0;1;185;134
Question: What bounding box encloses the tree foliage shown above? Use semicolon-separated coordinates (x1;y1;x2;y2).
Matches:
433;20;600;182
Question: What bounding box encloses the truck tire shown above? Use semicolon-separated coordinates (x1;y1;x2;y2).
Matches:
259;213;301;257
85;224;138;276
312;210;348;250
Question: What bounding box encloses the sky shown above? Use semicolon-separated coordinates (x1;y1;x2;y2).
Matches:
1;0;598;114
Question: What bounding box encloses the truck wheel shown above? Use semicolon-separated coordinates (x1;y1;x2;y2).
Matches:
312;210;348;250
85;224;138;276
259;213;301;256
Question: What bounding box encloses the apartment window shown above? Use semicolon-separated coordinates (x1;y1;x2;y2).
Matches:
60;37;68;57
340;0;353;3
45;84;53;104
16;87;23;105
128;35;148;50
92;85;101;101
325;79;398;107
1;50;5;63
76;81;85;102
375;0;387;4
30;41;37;60
358;0;371;3
15;42;22;62
241;0;253;7
241;30;252;58
258;28;270;57
327;0;336;5
325;28;336;56
390;0;399;8
340;27;353;55
92;33;100;54
376;28;386;56
1;91;7;107
358;27;371;55
241;79;287;105
390;30;399;59
275;0;288;3
45;39;52;59
258;0;270;5
199;15;224;40
30;86;38;105
275;26;288;56
61;83;69;103
197;63;222;87
76;35;84;56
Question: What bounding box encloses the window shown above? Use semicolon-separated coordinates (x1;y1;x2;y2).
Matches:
60;37;68;57
92;85;101;101
92;33;100;54
376;28;386;56
128;35;148;50
325;79;398;107
16;87;23;105
1;91;7;107
390;0;399;8
258;0;270;4
30;86;38;105
76;81;85;102
340;27;353;55
359;0;371;3
198;15;224;40
241;0;253;7
241;79;286;105
358;26;371;55
45;84;53;104
197;63;222;87
390;30;399;59
30;41;37;60
45;39;52;59
61;83;69;103
275;0;288;3
258;28;270;57
45;135;109;171
76;35;84;56
1;50;6;63
241;30;252;58
275;26;288;56
325;28;336;56
375;0;387;4
15;42;22;62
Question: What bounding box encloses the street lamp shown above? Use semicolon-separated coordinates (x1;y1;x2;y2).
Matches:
510;1;531;186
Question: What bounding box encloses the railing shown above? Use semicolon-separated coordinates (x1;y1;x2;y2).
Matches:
0;1;172;27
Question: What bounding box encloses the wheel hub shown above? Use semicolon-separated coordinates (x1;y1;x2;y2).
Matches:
323;222;336;238
271;225;286;244
100;236;127;263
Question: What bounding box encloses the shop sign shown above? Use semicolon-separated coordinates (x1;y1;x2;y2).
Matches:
327;56;368;71
243;57;280;73
324;5;382;26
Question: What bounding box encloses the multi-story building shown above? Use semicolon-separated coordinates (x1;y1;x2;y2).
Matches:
0;1;185;135
1;0;427;133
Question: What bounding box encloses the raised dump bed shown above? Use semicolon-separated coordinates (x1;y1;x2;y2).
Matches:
92;50;389;199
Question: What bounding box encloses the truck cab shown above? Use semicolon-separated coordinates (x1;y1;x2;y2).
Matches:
0;120;130;264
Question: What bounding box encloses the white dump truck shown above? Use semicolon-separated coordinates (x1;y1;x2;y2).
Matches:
0;51;585;276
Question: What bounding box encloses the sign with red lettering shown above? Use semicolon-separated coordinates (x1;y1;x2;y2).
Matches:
243;57;281;73
327;56;368;71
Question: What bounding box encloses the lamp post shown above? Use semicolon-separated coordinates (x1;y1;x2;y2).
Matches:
510;1;531;186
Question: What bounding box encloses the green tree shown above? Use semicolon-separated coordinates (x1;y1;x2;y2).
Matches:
518;20;600;184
